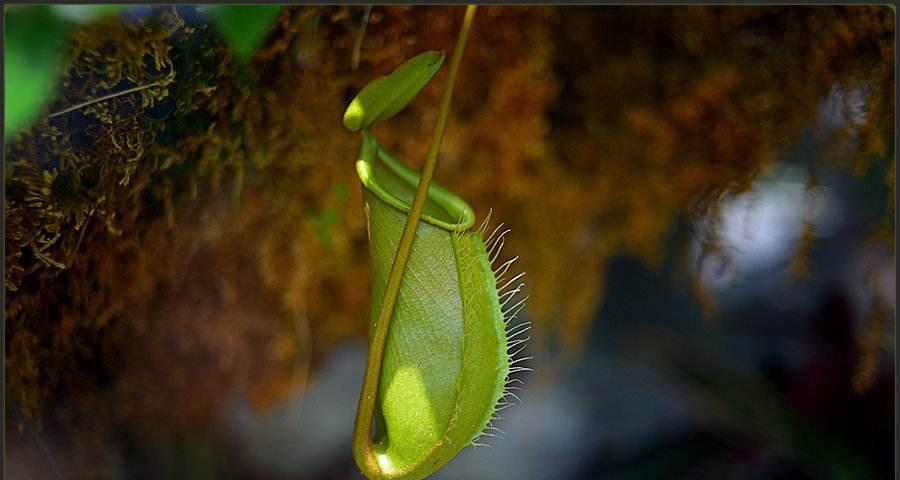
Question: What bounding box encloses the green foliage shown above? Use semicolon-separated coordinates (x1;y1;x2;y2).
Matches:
4;5;126;139
3;3;281;138
343;51;445;132
4;6;69;139
209;5;283;62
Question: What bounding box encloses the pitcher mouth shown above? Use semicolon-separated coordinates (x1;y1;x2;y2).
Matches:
356;131;476;232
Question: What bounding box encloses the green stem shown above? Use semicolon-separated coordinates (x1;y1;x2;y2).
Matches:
352;5;477;479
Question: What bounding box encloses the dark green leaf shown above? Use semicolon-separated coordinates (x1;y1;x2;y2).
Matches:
4;6;71;139
210;5;283;63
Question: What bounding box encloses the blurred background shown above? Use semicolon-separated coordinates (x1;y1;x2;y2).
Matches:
4;5;895;480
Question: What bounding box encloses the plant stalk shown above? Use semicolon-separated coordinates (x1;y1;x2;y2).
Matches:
351;5;477;479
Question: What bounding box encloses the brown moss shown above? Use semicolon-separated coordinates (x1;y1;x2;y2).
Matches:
545;6;894;348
